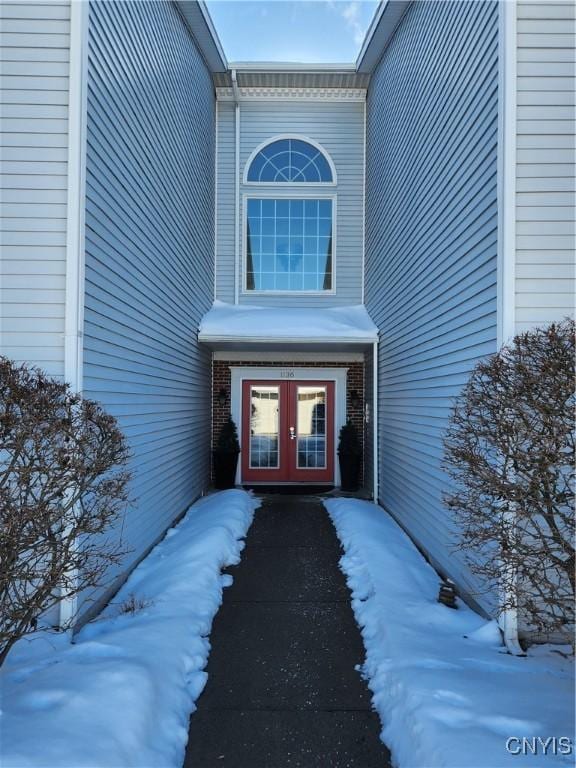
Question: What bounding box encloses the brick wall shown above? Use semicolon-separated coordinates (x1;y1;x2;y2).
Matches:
212;359;365;486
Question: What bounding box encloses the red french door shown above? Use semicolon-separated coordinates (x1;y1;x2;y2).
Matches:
241;380;335;484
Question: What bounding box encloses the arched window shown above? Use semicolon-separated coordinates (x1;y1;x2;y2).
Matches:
247;138;334;183
244;137;335;293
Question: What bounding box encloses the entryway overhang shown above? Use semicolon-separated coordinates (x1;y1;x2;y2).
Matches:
200;302;379;495
198;301;379;351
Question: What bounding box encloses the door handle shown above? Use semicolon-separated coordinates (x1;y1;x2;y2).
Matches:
289;426;295;440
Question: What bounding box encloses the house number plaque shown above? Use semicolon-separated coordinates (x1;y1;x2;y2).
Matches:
280;369;295;378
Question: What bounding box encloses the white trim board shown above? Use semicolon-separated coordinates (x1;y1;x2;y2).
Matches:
60;0;89;631
496;0;516;348
496;0;524;657
233;75;241;304
230;366;348;486
214;350;364;362
64;0;88;394
216;87;367;102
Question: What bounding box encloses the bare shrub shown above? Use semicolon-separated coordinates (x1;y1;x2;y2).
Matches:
117;593;153;615
0;358;131;665
443;320;575;641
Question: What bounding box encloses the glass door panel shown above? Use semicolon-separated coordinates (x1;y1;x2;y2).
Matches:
296;386;327;469
249;386;280;469
241;379;334;484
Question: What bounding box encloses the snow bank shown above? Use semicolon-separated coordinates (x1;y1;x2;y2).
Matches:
325;498;575;768
1;490;259;768
198;300;378;341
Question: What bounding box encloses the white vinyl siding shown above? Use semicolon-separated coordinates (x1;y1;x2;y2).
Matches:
515;1;575;333
215;99;365;307
0;1;70;378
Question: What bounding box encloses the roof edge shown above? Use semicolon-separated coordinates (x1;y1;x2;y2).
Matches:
198;334;378;344
356;0;412;74
228;61;358;72
175;0;228;72
175;1;412;78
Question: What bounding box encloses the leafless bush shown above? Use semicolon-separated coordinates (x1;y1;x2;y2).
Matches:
117;593;153;615
0;358;131;665
443;320;575;641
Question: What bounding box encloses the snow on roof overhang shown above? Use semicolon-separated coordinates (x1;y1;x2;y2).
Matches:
198;302;379;347
356;0;412;74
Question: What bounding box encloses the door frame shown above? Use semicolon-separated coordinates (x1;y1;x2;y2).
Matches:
230;366;348;486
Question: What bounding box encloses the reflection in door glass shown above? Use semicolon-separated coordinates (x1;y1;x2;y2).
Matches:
250;387;279;468
297;386;326;468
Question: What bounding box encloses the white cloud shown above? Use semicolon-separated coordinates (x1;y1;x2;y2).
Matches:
327;0;366;47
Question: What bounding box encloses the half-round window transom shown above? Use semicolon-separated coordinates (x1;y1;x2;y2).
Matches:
247;139;333;183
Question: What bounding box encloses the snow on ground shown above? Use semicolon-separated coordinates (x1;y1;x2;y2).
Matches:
325;498;575;768
1;490;259;768
198;300;378;341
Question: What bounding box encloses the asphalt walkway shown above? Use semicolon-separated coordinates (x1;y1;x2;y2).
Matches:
184;494;392;768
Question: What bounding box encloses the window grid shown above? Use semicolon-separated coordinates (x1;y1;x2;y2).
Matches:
247;138;333;183
246;198;333;292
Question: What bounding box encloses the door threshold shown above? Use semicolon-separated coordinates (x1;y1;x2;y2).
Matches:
242;484;335;495
242;482;334;486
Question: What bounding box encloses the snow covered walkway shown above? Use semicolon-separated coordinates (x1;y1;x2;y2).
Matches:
325;498;575;768
2;492;573;768
185;494;391;767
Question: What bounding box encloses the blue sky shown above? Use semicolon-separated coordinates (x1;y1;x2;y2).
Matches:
205;0;379;63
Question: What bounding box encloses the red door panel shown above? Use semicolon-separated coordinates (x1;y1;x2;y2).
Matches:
242;380;288;483
241;379;334;484
287;381;334;483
